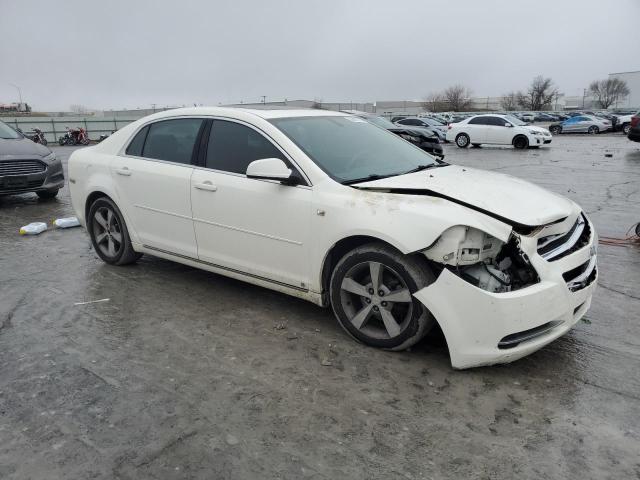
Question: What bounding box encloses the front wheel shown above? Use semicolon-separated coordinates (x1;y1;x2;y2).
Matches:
513;135;529;149
622;124;631;135
588;125;599;134
329;243;435;351
81;137;90;145
549;126;561;135
88;197;142;266
58;137;66;146
455;133;470;148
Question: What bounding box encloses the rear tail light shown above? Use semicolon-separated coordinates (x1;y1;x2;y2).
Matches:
631;116;640;128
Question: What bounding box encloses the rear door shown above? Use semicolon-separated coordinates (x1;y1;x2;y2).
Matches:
465;116;489;143
110;118;204;257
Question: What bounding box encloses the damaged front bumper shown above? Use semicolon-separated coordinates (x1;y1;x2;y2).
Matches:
415;213;597;369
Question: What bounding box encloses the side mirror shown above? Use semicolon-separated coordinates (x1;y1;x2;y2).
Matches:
246;158;298;185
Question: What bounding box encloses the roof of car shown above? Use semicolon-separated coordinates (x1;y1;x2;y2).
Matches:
147;106;347;121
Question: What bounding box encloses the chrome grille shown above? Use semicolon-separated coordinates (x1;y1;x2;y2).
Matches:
538;214;590;261
0;160;46;176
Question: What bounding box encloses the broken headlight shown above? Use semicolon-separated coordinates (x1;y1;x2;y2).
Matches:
423;226;538;293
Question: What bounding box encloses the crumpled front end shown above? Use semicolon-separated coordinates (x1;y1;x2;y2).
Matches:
415;209;597;369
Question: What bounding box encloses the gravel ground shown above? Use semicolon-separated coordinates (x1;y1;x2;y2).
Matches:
1;133;639;480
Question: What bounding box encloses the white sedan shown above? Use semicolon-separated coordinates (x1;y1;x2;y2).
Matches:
69;108;596;369
446;114;552;149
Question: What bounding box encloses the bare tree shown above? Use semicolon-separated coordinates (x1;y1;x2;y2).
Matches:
422;92;448;112
517;76;557;111
588;78;630;109
500;92;519;111
443;85;472;112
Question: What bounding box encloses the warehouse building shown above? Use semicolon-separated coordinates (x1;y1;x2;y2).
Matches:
608;70;640;109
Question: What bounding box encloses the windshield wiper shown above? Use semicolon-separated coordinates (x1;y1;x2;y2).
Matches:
341;173;399;185
401;163;448;175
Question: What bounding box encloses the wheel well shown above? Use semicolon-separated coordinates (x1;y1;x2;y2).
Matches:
320;235;400;305
512;134;528;145
85;191;111;227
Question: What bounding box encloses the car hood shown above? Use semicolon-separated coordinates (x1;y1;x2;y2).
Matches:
0;137;51;160
352;165;575;227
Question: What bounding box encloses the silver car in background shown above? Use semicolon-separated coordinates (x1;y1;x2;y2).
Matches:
548;115;612;135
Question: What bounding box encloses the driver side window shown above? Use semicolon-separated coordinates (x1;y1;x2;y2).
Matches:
205;120;288;176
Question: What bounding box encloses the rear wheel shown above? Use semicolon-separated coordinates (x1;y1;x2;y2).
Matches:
330;243;435;351
549;125;561;135
455;133;470;148
513;135;529;149
588;125;599;134
88;197;142;265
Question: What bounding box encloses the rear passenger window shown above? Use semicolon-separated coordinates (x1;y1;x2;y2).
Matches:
125;126;149;156
487;116;506;126
468;117;487;125
141;118;203;164
206;120;285;174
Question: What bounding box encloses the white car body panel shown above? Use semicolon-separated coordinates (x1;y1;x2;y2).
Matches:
68;107;596;369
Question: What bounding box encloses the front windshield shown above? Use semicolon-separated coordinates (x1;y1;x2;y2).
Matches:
0;121;22;139
363;115;396;129
504;114;526;126
271;116;440;183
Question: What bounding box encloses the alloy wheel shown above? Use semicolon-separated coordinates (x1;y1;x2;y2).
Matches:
339;261;413;340
92;206;123;258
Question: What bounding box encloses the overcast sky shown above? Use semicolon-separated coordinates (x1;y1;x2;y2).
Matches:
1;0;639;111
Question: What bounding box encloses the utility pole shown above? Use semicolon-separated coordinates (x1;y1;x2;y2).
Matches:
582;88;587;108
9;83;23;105
151;103;156;112
261;96;266;104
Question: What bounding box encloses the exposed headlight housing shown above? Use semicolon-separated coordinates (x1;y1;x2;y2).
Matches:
423;226;539;293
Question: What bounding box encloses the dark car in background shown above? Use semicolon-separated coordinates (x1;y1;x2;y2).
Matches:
0;120;64;199
344;112;444;159
627;112;640;143
394;116;448;140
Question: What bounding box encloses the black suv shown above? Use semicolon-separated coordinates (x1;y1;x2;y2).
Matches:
0;120;64;198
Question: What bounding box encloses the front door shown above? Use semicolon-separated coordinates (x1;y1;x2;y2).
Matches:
191;119;312;290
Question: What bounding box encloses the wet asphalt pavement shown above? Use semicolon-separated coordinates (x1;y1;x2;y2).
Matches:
1;134;639;479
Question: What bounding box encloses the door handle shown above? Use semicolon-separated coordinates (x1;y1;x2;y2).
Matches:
115;167;131;176
194;181;217;192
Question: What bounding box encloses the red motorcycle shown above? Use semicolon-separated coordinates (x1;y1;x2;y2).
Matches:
59;126;90;145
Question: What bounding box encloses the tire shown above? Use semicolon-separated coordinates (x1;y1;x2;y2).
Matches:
588;126;599;135
88;197;142;266
41;138;48;146
622;124;631;135
329;242;436;351
81;137;90;145
513;135;529;149
549;126;561;135
455;133;470;148
67;136;77;145
36;189;58;200
58;137;66;146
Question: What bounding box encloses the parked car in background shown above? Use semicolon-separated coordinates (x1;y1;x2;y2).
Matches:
615;113;634;135
344;111;444;158
394;117;448;140
548;115;612;135
446;114;552;149
68;107;597;369
520;113;535;122
534;113;557;122
0;120;64;199
627;112;640;142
